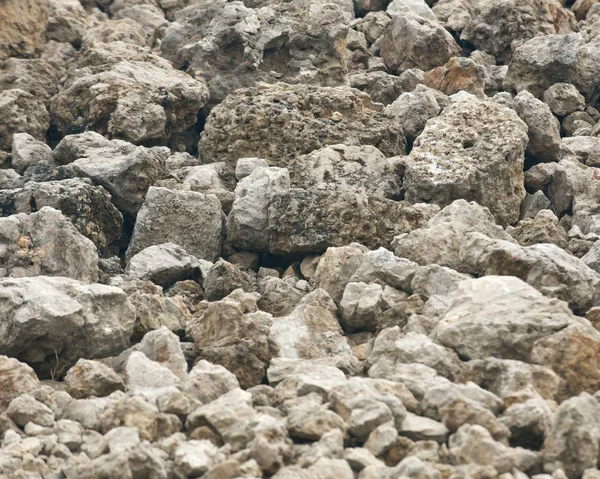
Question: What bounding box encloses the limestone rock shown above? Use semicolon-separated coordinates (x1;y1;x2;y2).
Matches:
0;89;49;154
126;187;222;262
197;83;406;169
424;57;486;98
403;98;528;226
0;207;99;283
0;0;49;60
64;359;125;399
544;83;586;116
385;85;442;143
10;133;56;175
0;356;40;413
126;243;201;287
0;276;135;378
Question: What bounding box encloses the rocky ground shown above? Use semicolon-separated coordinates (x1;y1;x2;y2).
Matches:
3;0;600;478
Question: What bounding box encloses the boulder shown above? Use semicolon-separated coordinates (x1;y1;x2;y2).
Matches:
403;98;528;226
0;207;99;283
126;187;222;262
197;83;406;169
0;276;135;378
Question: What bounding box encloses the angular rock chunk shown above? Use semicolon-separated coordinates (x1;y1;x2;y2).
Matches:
0;0;49;60
0;179;123;257
460;232;600;313
385;85;441;143
50;49;209;145
0;276;135;378
0;58;62;106
403;98;528;226
10;133;56;175
392;200;514;272
127;187;222;263
379;13;462;74
64;359;126;399
161;0;350;107
504;33;600;101
198;83;406;169
513;90;561;163
544;82;586;116
508;209;568;249
460;0;575;63
0;356;40;412
126;243;201;287
0;207;99;283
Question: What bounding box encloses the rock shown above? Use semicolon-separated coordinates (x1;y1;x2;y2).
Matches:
126;187;222;262
399;413;449;443
0;179;123;257
385;85;441;143
138;327;188;380
7;394;55;428
0;58;62;107
513;90;561;163
10;133;56;175
392;200;514;272
460;0;575;63
112;5;168;47
124;351;182;393
287;393;347;441
508;210;569;249
47;0;89;46
0;356;40;413
161;0;350;108
0;276;135;378
448;424;541;474
340;282;383;333
203;259;255;301
50;48;209;145
0;0;49;60
235;158;269;181
82;18;148;47
126;243;201;287
186;291;277;388
379;13;462;74
64;359;125;399
424;57;486;98
197;83;406;169
542;393;600;479
270;289;355;361
544;83;586;116
60;134;169;218
0;207;99;283
504;33;600;101
460;232;600;313
257;276;306;317
314;243;368;303
500;390;553;450
403;98;528;226
410;264;471;299
349;70;411;105
185;360;239;405
0;89;49;155
108;276;191;340
174;440;223;478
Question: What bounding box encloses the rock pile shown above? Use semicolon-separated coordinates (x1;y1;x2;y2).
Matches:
2;0;600;478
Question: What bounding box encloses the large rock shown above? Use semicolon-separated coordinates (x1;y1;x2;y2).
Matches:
0;356;41;412
0;0;49;60
379;13;462;74
0;179;123;257
0;58;62;107
126;243;201;287
460;232;600;313
161;0;350;108
126;187;222;262
0;207;99;283
197;83;406;169
392;200;514;272
58;133;169;218
504;33;600;101
403;98;528;226
50;46;209;145
460;0;575;63
544;82;586;116
0;276;135;378
10;133;56;175
512;90;561;163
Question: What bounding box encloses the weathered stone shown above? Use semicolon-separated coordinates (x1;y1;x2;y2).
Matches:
10;133;56;175
127;187;222;262
424;57;486;98
0;356;40;413
0;207;99;283
513;90;561;163
174;440;223;478
0;58;61;107
379;13;462;74
340;282;383;333
392;200;514;272
509;210;568;248
161;0;350;108
385;85;441;143
185;360;239;405
7;394;55;428
403;98;528;226
0;90;49;154
198;83;406;169
0;0;49;60
314;243;368;303
64;359;125;399
47;0;89;46
124;351;182;394
257;276;306;317
203;259;255;301
126;243;201;287
544;83;586;116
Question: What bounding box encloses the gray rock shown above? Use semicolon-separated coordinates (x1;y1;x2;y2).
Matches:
399;412;449;443
64;359;125;399
126;243;201;287
11;133;56;175
185;360;239;405
392;199;514;272
0;276;135;378
138;327;188;380
127;187;222;263
403;98;528;226
174;440;223;478
203;259;255;301
0;0;49;61
385;86;441;143
499;389;553;450
340;282;383;333
257;276;306;317
0;206;99;283
0;356;40;413
0;89;49;156
460;232;600;313
235;158;269;181
410;264;471;299
544;83;586;116
513;90;561;163
7;394;55;428
198;82;406;169
508;210;569;249
379;13;462;73
124;351;182;394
